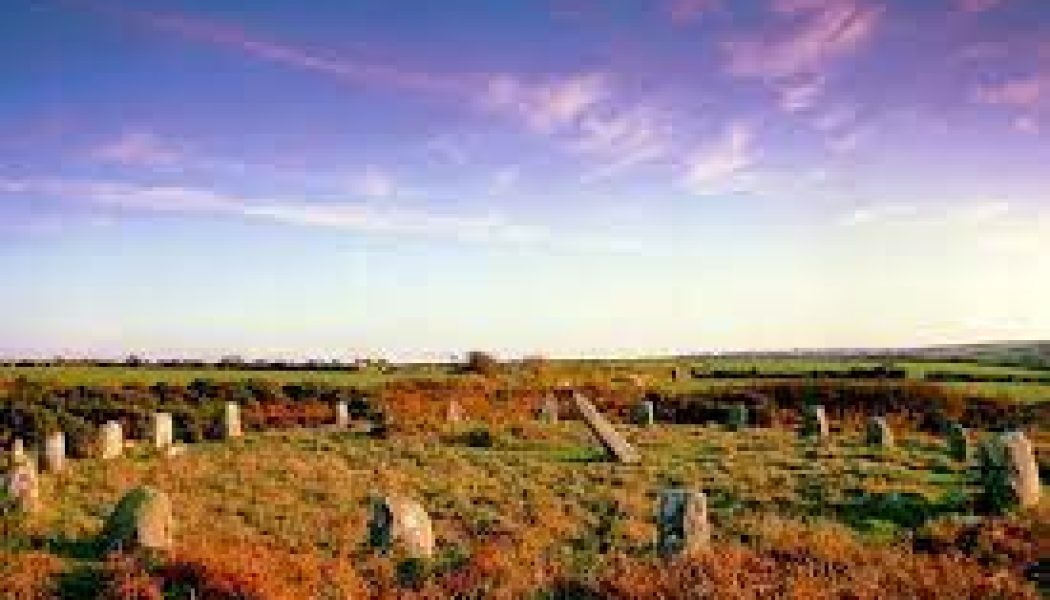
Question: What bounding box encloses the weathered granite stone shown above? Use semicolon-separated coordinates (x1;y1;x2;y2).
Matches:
800;405;829;440
335;401;350;428
573;393;640;464
369;496;435;559
225;402;242;438
446;400;463;424
539;395;559;423
100;421;123;460
1001;432;1040;508
947;422;969;462
726;403;748;431
101;486;174;552
10;438;25;465
657;488;710;556
5;458;40;513
44;432;65;473
634;400;655;427
153;412;174;449
866;417;894;448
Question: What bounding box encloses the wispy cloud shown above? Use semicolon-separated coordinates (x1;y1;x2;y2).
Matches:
974;75;1045;108
955;0;1007;14
483;72;674;180
89;131;183;167
349;166;397;199
666;0;721;26
112;7;468;97
681;121;756;195
0;176;639;253
722;0;883;81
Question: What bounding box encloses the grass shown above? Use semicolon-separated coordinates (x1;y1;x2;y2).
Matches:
5;415;1046;597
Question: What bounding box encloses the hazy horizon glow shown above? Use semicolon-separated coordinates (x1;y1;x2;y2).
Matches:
2;0;1049;360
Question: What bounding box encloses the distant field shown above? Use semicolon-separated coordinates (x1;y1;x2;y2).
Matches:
2;357;1048;402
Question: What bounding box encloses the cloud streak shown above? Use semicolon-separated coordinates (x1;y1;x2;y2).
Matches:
0;176;640;253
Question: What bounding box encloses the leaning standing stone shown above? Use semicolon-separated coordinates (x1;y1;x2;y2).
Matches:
225;402;242;438
101;486;174;552
573;393;641;464
44;432;66;473
947;422;969;462
368;496;435;559
866;417;894;448
657;488;710;556
100;421;123;460
800;405;829;440
153;412;174;449
5;458;40;513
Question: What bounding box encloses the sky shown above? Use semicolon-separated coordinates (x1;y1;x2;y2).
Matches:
1;0;1049;361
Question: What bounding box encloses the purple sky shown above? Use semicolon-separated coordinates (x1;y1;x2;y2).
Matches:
2;0;1049;360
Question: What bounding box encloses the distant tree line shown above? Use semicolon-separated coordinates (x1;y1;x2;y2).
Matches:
689;365;908;380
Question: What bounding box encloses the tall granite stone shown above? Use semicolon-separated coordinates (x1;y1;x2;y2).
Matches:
446;400;463;424
101;486;174;552
1001;432;1041;508
573;393;640;464
866;417;894;448
947;422;969;462
800;405;829;440
539;395;559;424
225;402;242;438
10;438;25;465
978;431;1042;510
335;401;350;429
44;432;66;473
5;458;40;513
726;403;748;431
657;488;710;556
368;496;435;559
100;421;123;460
634;400;655;427
153;412;174;449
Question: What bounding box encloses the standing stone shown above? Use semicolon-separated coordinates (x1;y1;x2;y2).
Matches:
153;412;174;449
335;401;350;429
225;402;242;438
800;405;829;440
5;458;40;513
44;432;66;473
978;431;1042;510
947;422;969;462
866;417;894;448
100;421;123;460
10;438;26;465
634;400;655;427
368;496;435;559
100;486;174;552
726;403;748;431
539;395;559;424
446;400;463;424
573;393;640;464
657;488;711;556
1001;432;1041;508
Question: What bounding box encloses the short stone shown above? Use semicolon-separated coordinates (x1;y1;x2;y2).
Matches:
657;488;710;556
369;496;435;559
100;486;174;552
